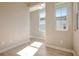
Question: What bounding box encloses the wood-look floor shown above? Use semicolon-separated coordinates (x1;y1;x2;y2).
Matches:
0;38;73;56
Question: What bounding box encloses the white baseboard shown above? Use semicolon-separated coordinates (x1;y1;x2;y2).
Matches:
46;44;76;56
30;36;77;56
0;39;30;54
30;36;44;40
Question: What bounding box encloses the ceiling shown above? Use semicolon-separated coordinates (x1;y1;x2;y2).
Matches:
27;2;43;7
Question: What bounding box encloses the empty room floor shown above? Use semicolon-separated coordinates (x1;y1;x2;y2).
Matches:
0;38;73;56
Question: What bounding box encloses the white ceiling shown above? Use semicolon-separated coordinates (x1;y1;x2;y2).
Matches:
27;2;43;7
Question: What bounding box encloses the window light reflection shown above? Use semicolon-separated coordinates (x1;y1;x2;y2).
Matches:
30;42;43;48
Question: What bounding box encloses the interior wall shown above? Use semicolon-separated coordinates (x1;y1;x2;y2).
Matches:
73;3;79;55
0;3;30;50
46;3;73;49
74;31;79;55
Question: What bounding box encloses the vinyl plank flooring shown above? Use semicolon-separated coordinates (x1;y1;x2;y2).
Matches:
0;38;73;56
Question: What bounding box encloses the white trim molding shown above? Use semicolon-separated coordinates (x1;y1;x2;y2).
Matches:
0;39;30;54
30;36;76;55
46;44;76;56
30;35;44;40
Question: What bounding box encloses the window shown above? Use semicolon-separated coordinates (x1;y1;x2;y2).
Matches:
77;3;79;30
56;3;68;31
39;9;45;32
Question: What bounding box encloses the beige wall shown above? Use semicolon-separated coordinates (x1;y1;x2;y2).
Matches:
0;3;30;50
74;31;79;55
73;3;79;55
46;3;73;49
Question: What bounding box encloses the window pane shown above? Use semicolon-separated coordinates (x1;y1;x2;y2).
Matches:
40;18;45;24
39;9;45;32
39;10;45;18
56;8;62;17
56;17;67;31
56;3;68;31
56;7;68;17
77;3;79;30
62;7;67;16
39;24;45;32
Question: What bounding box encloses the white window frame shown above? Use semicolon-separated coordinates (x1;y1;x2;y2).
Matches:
56;3;68;31
76;3;79;30
39;9;46;33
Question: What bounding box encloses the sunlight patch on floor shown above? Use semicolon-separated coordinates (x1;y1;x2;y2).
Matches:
17;41;43;56
30;42;43;48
